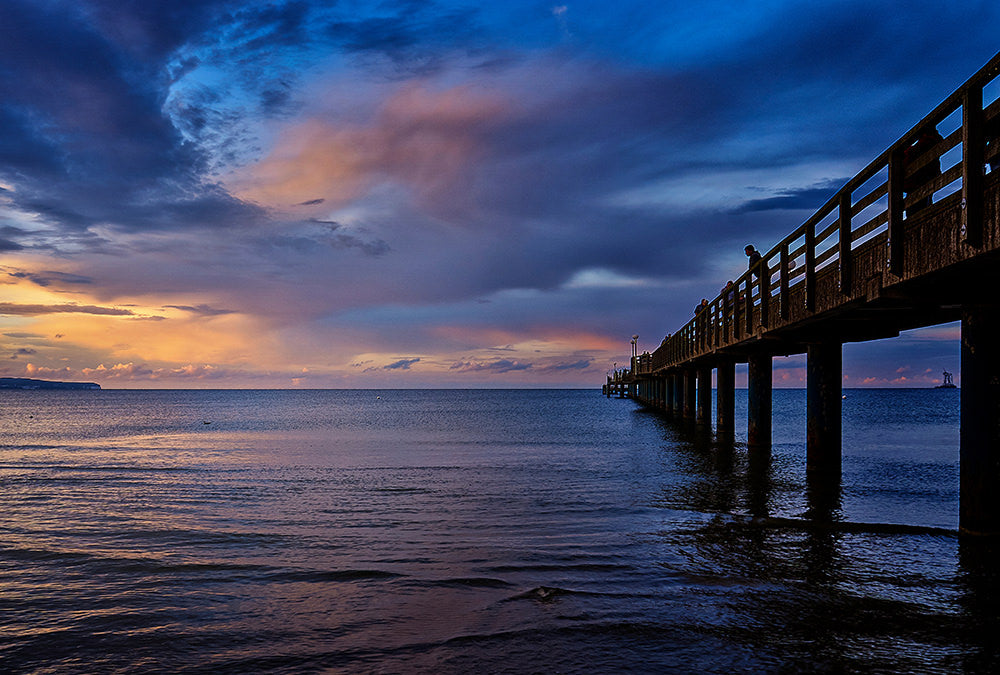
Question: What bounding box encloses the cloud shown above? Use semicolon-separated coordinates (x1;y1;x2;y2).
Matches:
450;359;532;373
535;358;591;373
231;83;510;214
0;1;993;388
37;361;236;382
732;181;846;213
0;302;134;316
383;357;420;370
163;304;235;317
7;270;94;287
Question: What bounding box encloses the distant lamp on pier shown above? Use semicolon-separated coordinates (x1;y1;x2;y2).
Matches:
630;335;639;359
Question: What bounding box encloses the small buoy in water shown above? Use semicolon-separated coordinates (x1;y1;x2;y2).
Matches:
376;396;381;400
842;395;847;399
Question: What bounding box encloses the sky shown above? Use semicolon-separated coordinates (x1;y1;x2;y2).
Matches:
0;0;997;389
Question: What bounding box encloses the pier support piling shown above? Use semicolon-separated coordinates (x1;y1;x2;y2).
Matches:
806;342;842;475
673;372;685;416
696;366;712;425
683;369;696;420
716;359;735;435
748;354;772;449
961;307;1000;535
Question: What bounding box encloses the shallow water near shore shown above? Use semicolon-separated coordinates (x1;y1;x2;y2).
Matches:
1;388;996;673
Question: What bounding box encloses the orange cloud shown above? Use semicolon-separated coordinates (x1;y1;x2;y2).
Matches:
232;83;510;212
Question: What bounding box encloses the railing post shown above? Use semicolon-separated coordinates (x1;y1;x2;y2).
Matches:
779;242;790;319
714;301;721;348
839;190;853;295
722;294;731;344
887;147;905;275
805;222;816;311
745;280;754;335
758;256;769;329
962;84;985;247
734;281;743;339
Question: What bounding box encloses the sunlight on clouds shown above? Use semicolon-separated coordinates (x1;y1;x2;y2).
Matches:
229;83;510;214
605;160;860;213
562;267;656;289
345;325;615;384
26;311;265;366
0;269;289;383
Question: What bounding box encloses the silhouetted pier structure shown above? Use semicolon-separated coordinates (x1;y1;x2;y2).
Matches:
605;52;1000;535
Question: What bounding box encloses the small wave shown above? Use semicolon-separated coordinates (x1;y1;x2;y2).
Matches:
262;569;406;583
371;486;432;494
705;514;957;537
0;545;267;575
485;562;632;574
422;577;514;589
508;585;575;602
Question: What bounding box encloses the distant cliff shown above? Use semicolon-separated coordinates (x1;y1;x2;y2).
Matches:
0;377;100;390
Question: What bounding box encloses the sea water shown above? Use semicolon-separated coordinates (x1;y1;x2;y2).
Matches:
0;388;996;673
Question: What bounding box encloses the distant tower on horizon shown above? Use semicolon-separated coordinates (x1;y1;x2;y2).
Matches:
935;370;957;389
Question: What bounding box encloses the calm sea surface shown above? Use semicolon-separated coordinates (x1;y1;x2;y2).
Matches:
1;388;997;673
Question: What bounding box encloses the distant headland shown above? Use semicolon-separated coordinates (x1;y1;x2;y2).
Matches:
0;377;100;390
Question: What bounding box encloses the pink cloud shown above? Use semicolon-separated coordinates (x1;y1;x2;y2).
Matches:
236;83;511;216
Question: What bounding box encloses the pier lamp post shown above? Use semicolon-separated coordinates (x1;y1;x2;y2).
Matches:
631;335;639;359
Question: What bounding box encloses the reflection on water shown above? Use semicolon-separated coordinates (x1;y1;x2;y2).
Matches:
0;388;994;673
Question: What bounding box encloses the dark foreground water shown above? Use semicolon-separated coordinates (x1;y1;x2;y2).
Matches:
1;388;997;673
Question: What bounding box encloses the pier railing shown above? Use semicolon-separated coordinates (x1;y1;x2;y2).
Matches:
648;51;1000;373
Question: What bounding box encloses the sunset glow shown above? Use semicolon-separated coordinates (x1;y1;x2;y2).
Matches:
1;1;996;387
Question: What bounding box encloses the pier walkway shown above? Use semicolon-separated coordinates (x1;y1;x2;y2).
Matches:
604;51;1000;535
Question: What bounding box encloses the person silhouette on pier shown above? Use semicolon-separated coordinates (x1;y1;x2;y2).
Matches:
745;245;763;281
903;124;943;216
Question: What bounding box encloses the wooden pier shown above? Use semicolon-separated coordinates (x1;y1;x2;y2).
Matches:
606;51;1000;535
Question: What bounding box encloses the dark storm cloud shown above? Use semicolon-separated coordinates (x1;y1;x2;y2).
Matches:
0;2;186;171
0;0;272;241
323;5;481;73
83;0;237;59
